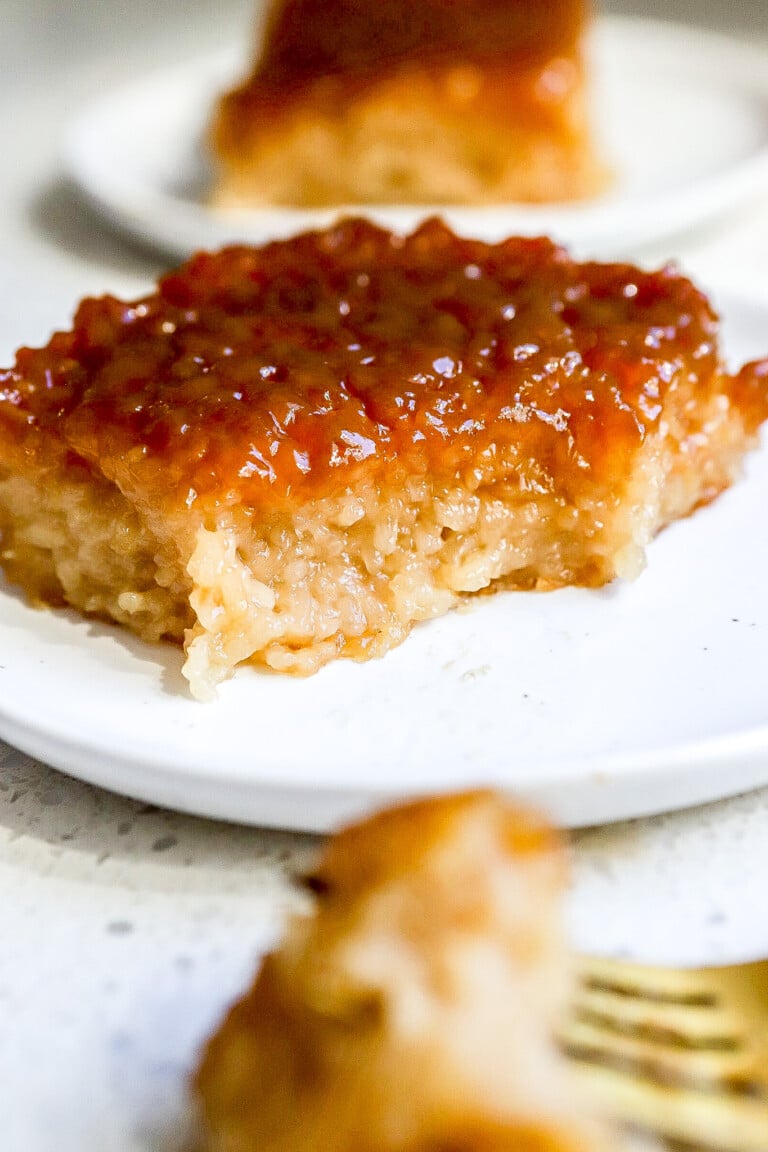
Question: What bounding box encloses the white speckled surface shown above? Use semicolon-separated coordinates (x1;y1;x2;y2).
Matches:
3;2;768;1149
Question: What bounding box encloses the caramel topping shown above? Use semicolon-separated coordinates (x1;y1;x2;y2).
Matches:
255;0;586;85
0;219;752;516
221;0;587;128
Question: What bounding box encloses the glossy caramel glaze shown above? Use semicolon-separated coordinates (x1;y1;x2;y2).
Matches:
2;219;766;515
255;0;584;84
220;0;586;134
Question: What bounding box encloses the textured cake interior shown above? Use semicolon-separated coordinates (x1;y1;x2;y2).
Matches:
211;0;605;206
212;62;603;208
0;220;766;700
0;387;759;701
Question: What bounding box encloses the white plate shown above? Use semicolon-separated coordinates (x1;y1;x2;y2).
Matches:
1;291;767;833
64;17;768;260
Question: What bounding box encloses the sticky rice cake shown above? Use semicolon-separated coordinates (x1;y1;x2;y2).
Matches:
195;790;619;1152
210;0;607;207
0;218;766;699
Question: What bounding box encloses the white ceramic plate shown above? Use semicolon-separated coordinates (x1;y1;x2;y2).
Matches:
64;16;768;260
1;292;767;832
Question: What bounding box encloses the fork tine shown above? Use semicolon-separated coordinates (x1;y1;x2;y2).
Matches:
566;1056;768;1152
563;958;768;1152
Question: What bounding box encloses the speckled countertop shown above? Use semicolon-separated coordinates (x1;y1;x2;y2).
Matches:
3;2;768;1149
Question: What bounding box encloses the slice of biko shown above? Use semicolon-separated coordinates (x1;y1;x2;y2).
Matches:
209;0;607;208
0;218;766;699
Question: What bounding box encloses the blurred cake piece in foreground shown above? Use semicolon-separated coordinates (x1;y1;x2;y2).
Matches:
210;0;608;207
194;790;618;1152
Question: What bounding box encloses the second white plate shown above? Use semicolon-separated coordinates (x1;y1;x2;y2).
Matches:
64;16;768;259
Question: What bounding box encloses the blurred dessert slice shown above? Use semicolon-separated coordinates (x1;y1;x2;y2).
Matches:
210;0;607;207
195;790;618;1151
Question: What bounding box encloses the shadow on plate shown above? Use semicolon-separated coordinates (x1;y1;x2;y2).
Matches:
0;570;191;697
28;177;170;272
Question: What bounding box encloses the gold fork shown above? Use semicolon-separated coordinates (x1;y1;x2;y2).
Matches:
561;956;768;1152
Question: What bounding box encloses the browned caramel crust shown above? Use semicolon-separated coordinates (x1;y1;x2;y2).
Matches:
253;0;586;83
222;0;586;121
2;218;764;519
222;0;589;126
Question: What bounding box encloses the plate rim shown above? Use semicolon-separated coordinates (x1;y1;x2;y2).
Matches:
3;676;768;831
